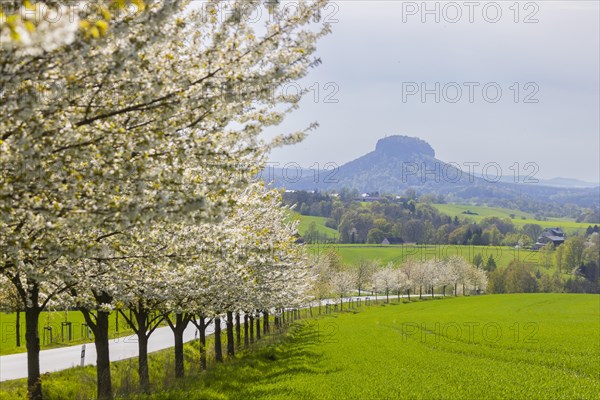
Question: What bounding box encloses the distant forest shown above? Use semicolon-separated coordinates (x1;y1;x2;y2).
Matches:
283;190;600;246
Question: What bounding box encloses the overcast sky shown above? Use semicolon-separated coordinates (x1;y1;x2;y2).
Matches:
265;1;600;183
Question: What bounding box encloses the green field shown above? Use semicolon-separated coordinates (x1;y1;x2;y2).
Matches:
431;203;591;234
6;294;595;399
309;243;545;270
135;294;599;399
294;213;338;239
0;310;135;356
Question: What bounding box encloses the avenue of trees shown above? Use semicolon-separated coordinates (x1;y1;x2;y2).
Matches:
310;253;488;306
307;230;599;301
1;1;332;399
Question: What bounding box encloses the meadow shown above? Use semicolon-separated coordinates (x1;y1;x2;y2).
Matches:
431;203;591;234
2;294;597;399
306;243;549;270
294;214;338;239
125;294;600;399
296;202;578;276
0;310;136;356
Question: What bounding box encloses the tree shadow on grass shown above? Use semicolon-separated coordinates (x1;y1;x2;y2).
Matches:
139;322;341;400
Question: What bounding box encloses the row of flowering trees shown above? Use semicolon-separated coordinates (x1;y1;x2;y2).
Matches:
68;182;310;397
0;180;310;398
313;253;488;307
1;1;332;399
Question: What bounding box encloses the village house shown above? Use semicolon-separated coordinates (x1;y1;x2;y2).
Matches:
532;228;566;250
381;237;404;245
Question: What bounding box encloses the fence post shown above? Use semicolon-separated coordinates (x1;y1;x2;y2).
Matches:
80;344;86;367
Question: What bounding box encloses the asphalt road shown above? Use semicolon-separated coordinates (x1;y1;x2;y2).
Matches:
0;318;219;382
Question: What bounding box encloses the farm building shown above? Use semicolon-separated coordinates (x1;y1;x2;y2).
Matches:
356;193;384;202
381;237;404;245
532;228;566;250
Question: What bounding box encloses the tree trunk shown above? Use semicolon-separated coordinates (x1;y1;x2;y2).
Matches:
81;308;112;400
16;310;21;347
95;312;112;400
419;286;422;299
138;333;150;392
454;283;457;296
249;316;254;343
173;327;184;378
78;290;114;400
386;290;389;303
199;317;207;370
25;307;42;400
134;308;150;394
431;286;434;298
168;313;189;379
407;288;411;301
263;311;269;335
226;311;234;357
214;316;223;362
255;312;261;340
235;313;241;347
244;315;249;348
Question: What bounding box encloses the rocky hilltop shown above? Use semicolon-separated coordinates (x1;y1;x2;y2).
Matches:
374;135;435;158
265;135;598;208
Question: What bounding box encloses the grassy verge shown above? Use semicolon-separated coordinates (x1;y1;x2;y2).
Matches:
0;313;300;399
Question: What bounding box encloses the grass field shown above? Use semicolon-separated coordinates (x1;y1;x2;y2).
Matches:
4;294;596;399
294;213;338;239
131;294;600;399
431;203;591;234
0;310;136;356
308;243;548;270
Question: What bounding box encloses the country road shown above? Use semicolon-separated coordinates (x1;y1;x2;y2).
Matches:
0;294;431;382
0;318;220;382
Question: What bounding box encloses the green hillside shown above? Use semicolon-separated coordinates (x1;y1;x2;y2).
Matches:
294;213;338;239
432;203;590;234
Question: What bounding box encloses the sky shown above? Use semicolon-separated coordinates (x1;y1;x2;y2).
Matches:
264;0;600;183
